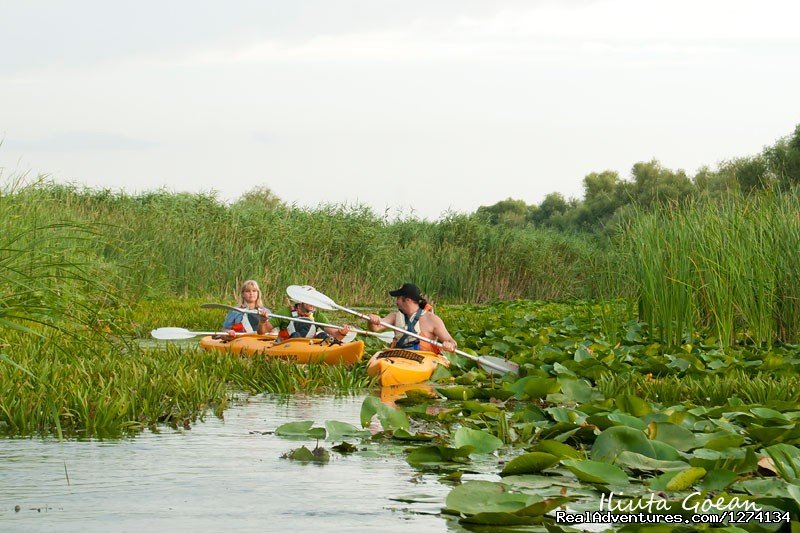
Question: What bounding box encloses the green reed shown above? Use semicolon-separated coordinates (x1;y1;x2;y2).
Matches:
597;370;800;405
4;180;603;306
613;190;800;346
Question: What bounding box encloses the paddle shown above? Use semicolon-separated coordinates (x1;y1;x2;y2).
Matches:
285;285;520;375
150;327;256;340
199;303;395;344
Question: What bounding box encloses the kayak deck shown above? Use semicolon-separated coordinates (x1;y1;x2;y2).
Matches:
367;348;449;386
199;335;364;365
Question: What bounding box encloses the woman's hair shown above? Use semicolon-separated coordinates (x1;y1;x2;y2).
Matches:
236;279;264;308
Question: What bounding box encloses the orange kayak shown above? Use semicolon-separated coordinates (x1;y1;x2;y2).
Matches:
367;348;449;386
199;335;365;365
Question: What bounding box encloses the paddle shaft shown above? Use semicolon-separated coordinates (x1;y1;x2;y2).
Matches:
201;304;384;340
329;303;515;374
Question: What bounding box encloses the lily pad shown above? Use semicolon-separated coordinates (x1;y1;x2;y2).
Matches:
562;459;629;485
360;396;409;431
500;452;559;476
453;427;503;454
444;480;537;515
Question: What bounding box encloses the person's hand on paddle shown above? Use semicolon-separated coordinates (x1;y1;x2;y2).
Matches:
336;324;351;337
440;339;457;353
366;314;383;330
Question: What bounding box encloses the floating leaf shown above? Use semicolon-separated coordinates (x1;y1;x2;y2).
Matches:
500;452;559;476
532;440;583;460
562;459;629;485
282;445;329;463
454;427;503;454
407;445;472;466
324;420;369;441
360;396;409;431
444;480;537;515
275;421;326;439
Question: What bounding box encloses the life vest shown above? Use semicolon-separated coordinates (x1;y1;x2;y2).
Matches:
280;310;318;339
392;306;439;353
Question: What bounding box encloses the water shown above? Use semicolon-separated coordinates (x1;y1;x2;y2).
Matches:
0;394;461;532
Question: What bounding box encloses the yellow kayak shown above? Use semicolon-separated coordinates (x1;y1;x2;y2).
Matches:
199;335;365;365
367;348;450;386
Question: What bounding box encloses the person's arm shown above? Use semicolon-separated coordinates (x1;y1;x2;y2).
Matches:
222;310;239;329
431;315;457;352
268;307;290;331
257;308;272;335
316;311;350;339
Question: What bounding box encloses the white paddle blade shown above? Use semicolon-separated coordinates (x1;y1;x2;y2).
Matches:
151;328;198;340
475;355;520;375
286;285;337;310
374;330;395;344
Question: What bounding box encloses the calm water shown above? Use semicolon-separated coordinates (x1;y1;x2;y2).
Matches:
0;394;466;532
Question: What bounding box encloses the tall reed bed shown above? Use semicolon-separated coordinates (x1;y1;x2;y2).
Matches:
614;190;800;346
5;180;603;305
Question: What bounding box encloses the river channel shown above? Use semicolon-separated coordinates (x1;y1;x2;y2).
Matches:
1;394;470;532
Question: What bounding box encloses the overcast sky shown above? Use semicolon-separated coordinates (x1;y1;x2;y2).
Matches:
1;1;799;219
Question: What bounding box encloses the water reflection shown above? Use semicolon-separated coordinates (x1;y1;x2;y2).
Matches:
0;394;458;532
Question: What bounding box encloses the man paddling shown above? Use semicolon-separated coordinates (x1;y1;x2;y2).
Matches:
366;283;457;353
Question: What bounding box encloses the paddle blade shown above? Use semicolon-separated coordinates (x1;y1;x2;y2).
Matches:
478;355;520;376
374;330;395;344
286;285;337;310
151;327;198;340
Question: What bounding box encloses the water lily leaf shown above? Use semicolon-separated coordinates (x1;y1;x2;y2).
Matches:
509;376;560;399
454;427;503;454
690;447;758;474
698;469;738;491
324;420;370;441
591;426;657;463
283;445;329;462
532;440;583;460
751;407;790;422
331;442;358;454
360;396;409;431
407;445;473;465
444;480;537;515
614;451;688;472
615;395;652;417
393;428;435;441
500;452;559;476
574;346;593;362
607;413;648;430
765;444;800;481
746;424;793;444
701;432;745;451
651;423;699;452
275;421;315;436
562;459;629;485
558;376;594;403
437;386;476;401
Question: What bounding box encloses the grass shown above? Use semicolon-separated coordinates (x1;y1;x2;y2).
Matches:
612;190;800;347
597;370;800;405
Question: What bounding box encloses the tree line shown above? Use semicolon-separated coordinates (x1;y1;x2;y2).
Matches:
475;124;800;232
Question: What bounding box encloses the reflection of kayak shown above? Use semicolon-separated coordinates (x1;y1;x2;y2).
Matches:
199;335;365;365
367;349;450;386
379;383;437;406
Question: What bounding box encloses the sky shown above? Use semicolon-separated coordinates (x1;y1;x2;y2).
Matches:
1;1;799;220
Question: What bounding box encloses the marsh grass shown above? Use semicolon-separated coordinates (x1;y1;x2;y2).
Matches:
615;190;800;347
597;370;800;405
5;180;603;305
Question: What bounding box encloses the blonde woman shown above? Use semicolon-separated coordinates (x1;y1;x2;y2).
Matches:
223;280;272;336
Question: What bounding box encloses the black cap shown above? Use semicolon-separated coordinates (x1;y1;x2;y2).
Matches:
388;283;421;301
